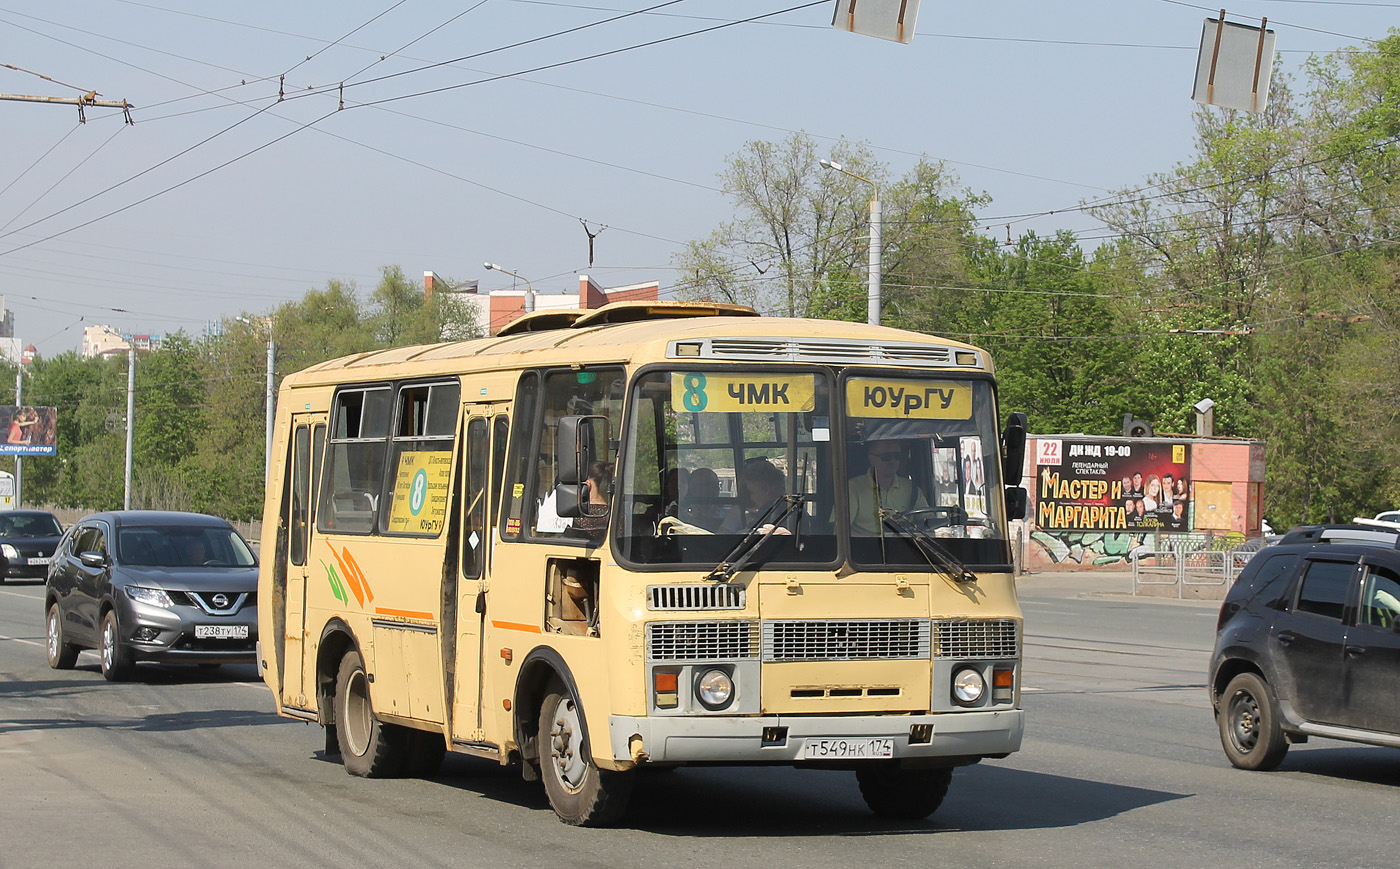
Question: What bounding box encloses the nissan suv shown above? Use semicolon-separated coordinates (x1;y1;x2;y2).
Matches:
1209;523;1400;770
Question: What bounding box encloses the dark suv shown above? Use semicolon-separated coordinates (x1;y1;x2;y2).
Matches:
1210;524;1400;770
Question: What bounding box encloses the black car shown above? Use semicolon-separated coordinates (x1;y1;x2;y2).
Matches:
1209;523;1400;770
44;511;259;681
0;510;64;582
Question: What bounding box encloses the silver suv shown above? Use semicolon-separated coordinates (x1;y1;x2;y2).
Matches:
44;511;259;681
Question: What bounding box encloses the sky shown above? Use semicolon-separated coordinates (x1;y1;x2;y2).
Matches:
1;0;1395;357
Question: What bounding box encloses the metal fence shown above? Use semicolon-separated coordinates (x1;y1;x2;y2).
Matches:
1132;532;1268;597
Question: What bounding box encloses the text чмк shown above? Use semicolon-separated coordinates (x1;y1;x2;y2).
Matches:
727;381;791;405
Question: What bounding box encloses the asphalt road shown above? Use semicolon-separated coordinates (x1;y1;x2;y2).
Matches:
3;574;1397;868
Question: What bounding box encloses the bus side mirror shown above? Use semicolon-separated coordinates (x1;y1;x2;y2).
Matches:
1001;412;1027;482
557;415;606;485
555;481;587;518
1004;486;1028;521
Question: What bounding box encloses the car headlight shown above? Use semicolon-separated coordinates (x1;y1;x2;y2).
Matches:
126;585;175;608
695;668;734;710
952;666;987;706
1;544;17;559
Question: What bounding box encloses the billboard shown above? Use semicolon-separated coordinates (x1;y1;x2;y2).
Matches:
1034;438;1190;531
0;406;57;456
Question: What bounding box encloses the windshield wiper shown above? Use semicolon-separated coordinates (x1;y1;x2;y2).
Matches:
878;508;978;584
704;494;804;582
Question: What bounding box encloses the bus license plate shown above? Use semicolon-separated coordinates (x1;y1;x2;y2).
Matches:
195;624;248;640
803;737;895;759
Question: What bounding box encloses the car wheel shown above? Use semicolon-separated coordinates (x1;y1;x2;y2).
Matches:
1219;671;1289;771
334;650;406;777
538;677;632;826
46;603;79;670
855;763;953;819
100;610;134;682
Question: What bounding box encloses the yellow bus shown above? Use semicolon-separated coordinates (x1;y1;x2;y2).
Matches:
258;301;1028;826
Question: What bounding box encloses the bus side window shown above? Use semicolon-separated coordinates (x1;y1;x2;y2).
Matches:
290;424;310;565
530;368;624;541
500;373;541;540
318;386;392;535
462;417;489;578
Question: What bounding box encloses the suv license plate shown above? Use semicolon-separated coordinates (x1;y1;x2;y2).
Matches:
195;624;249;640
803;737;895;759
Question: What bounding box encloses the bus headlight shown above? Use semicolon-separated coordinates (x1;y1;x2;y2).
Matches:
695;668;734;710
951;667;986;707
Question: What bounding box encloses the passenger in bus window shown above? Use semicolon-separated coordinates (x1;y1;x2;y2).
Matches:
848;442;927;536
682;467;726;530
721;458;790;534
571;462;613;540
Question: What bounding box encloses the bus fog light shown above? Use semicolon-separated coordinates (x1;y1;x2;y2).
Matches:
695;668;734;710
952;667;986;706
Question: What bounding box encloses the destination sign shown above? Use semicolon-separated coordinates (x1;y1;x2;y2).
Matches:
845;379;972;419
670;373;816;413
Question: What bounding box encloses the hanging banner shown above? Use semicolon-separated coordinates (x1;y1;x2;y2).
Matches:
0;406;57;456
1034;438;1191;531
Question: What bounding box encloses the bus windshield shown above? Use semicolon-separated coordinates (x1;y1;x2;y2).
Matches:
616;368;1010;570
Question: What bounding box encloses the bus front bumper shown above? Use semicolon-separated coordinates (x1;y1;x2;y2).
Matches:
608;709;1023;765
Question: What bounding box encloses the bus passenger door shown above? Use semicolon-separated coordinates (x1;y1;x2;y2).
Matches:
281;413;325;710
451;408;506;743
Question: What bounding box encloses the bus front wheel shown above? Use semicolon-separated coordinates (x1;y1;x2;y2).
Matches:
537;678;633;826
855;763;952;819
335;650;406;777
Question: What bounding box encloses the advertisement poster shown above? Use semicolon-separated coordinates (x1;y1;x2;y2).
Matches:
1035;439;1190;531
0;406;57;456
960;436;987;519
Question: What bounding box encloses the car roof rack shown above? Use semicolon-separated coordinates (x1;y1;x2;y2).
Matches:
1279;523;1400;550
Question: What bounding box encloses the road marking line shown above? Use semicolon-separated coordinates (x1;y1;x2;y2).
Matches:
0;634;43;647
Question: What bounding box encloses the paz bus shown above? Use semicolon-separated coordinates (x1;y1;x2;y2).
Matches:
257;301;1029;826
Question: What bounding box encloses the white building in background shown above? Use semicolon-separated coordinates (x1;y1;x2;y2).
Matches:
82;324;164;359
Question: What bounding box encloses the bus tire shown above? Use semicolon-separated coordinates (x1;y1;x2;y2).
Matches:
335;650;406;777
46;602;79;670
538;678;633;826
855;764;952;819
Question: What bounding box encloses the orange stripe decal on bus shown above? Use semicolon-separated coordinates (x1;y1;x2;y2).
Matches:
328;543;372;608
491;620;542;634
374;607;435;621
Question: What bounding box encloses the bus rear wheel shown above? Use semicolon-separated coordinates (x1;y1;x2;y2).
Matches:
855;763;953;819
335;650;406;777
538;678;632;826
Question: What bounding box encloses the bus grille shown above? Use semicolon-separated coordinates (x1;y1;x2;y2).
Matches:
647;584;745;611
933;619;1019;658
683;338;973;368
761;619;930;662
646;621;758;661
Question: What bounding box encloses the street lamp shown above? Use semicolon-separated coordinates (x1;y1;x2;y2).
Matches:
238;317;275;485
483;262;535;314
819;159;881;326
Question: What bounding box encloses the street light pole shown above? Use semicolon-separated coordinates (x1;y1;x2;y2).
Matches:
484;262;535;313
819;159;881;326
